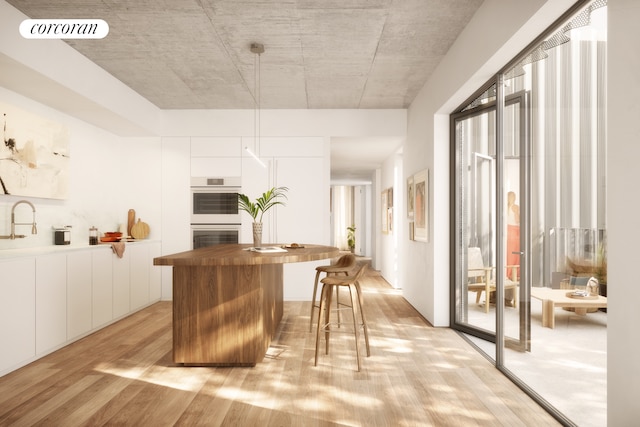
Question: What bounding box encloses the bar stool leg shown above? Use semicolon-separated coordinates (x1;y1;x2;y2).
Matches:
324;284;334;355
355;281;370;356
314;283;329;366
309;269;322;332
348;283;362;371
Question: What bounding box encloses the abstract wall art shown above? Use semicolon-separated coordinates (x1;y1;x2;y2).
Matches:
1;102;70;199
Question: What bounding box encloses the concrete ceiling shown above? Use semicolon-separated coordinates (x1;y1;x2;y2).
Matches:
5;0;483;182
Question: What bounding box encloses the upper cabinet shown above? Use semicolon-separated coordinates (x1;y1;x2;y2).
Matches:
191;137;242;177
259;137;325;158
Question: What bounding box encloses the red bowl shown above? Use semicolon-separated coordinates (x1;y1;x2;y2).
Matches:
104;232;123;237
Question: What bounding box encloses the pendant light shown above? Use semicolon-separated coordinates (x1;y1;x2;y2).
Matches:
246;42;267;168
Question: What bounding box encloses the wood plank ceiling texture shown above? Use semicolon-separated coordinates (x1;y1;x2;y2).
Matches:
6;0;483;180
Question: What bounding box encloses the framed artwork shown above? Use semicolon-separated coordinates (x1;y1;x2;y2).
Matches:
407;176;414;218
381;189;388;234
1;102;70;199
413;169;429;242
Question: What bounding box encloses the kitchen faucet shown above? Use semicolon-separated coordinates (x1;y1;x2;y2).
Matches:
0;200;37;239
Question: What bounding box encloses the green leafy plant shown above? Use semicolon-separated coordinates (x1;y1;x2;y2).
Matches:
347;225;356;251
238;186;289;223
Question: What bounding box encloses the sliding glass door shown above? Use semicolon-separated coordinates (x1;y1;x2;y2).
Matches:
452;88;531;350
452;88;498;339
452;1;607;425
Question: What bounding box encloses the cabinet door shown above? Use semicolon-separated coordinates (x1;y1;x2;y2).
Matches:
92;249;113;328
274;157;329;300
0;258;35;374
274;157;326;243
149;243;162;301
67;251;93;340
113;250;130;318
129;243;150;310
36;254;67;354
240;156;271;243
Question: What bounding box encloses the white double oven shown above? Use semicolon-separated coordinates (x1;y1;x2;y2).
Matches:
190;177;241;249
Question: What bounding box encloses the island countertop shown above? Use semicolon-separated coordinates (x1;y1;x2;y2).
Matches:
153;243;339;366
153;243;340;267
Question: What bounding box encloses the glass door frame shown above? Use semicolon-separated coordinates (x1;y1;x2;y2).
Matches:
450;85;531;351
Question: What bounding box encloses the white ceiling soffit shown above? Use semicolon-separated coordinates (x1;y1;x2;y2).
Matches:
5;0;483;110
331;136;403;184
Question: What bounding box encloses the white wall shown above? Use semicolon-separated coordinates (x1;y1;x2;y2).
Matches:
0;1;160;136
400;0;575;326
378;151;402;288
607;0;640;423
0;87;162;250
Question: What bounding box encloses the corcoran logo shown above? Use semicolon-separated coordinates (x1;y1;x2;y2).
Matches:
19;19;109;39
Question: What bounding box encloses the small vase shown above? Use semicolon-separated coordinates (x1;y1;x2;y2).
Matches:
252;222;263;248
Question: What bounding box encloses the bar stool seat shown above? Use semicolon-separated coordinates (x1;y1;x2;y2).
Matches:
314;263;370;371
309;254;356;332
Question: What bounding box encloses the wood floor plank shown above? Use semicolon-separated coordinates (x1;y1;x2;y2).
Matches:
0;269;560;426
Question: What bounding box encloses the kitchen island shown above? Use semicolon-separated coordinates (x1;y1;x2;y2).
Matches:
153;244;339;366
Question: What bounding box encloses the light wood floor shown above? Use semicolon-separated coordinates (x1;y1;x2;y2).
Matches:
0;269;560;426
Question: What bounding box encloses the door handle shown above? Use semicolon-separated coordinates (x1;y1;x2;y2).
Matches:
512;251;524;255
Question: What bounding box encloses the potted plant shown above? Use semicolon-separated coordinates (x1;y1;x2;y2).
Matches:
347;225;356;253
238;186;288;247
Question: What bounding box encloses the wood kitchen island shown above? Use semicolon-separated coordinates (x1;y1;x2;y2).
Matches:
153;244;339;366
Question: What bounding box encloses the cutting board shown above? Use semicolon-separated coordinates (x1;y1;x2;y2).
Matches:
131;219;150;239
127;209;135;237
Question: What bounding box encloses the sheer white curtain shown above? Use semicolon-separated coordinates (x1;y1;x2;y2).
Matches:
332;186;354;250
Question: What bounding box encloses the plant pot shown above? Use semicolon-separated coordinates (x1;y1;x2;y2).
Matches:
252;222;263;248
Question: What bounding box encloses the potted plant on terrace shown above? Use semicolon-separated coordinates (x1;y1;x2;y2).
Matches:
238;186;288;247
347;225;356;253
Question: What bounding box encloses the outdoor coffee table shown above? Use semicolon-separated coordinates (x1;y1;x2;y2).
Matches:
530;287;607;329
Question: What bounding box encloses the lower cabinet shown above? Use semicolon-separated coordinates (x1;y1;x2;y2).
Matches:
149;243;161;301
112;249;131;318
0;257;36;373
92;249;113;328
35;254;67;355
67;252;93;340
130;243;150;311
0;241;161;377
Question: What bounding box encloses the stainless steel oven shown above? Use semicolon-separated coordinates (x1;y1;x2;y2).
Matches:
191;177;242;224
191;224;240;249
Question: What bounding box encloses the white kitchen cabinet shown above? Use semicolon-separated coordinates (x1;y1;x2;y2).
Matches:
129;243;150;310
35;254;67;354
191;137;242;177
273;157;326;244
92;249;113;328
240;156;271;243
191;157;242;178
149;242;161;301
1;241;162;377
273;157;328;301
112;249;130;318
241;140;329;301
67;251;93;340
260;137;325;158
191;136;241;157
0;257;35;374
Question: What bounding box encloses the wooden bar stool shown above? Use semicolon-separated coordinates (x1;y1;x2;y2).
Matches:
309;254;356;332
314;263;370;371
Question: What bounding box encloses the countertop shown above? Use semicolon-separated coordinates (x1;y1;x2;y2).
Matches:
154;243;340;267
0;239;159;260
